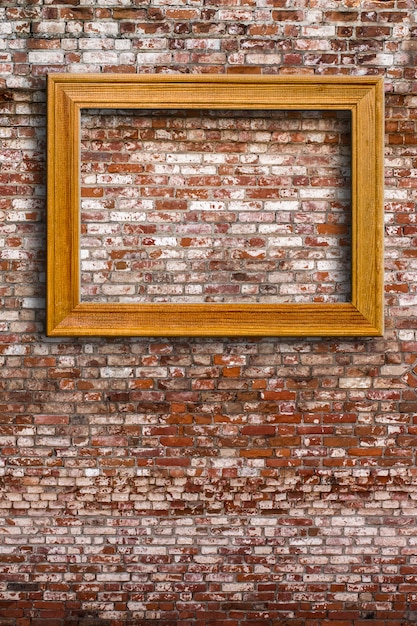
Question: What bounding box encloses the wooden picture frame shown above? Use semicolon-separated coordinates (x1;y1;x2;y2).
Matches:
47;74;384;337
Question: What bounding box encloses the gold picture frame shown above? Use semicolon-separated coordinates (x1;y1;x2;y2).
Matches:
47;74;384;336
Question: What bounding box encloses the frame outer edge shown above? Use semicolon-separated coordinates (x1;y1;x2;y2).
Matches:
46;74;385;337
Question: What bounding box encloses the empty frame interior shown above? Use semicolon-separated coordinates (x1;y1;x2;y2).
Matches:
47;74;384;336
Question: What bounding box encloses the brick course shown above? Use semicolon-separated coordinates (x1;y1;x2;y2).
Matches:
1;0;417;624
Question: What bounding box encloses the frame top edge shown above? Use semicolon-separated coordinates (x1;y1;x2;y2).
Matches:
47;73;384;86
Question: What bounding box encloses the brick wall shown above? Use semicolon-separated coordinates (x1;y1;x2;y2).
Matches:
0;1;417;624
80;108;351;304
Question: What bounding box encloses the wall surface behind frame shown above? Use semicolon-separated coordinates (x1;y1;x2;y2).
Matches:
80;108;352;305
0;1;417;624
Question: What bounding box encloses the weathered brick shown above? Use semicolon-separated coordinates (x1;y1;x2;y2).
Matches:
80;109;351;305
0;2;417;624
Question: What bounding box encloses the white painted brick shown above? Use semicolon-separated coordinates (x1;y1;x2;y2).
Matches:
82;51;119;64
339;377;372;389
100;367;134;378
28;50;65;64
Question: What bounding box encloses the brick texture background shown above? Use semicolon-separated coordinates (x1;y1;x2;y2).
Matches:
80;108;351;304
1;1;417;624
